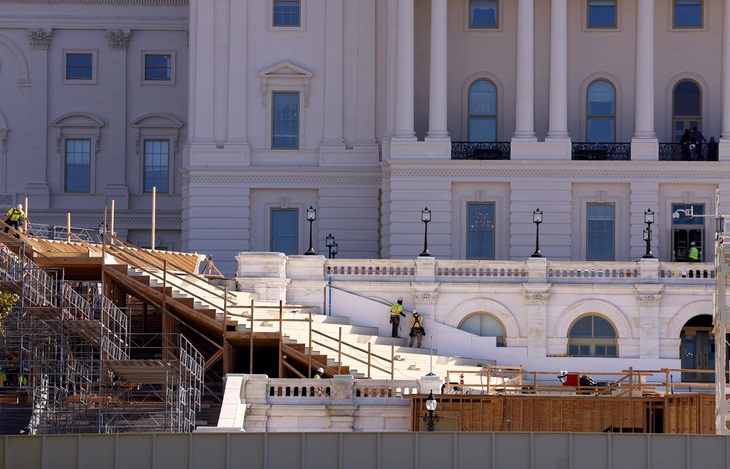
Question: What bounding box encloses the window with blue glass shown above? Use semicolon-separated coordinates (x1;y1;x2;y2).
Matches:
568;315;617;357
65;139;91;192
273;0;301;27
470;0;498;28
271;209;298;255
144;140;169;193
458;313;506;346
588;0;616;28
672;203;704;262
65;53;93;80
467;202;495;259
145;54;172;81
586;203;614;260
272;92;299;149
674;0;702;28
673;80;702;142
587;80;615;142
468;80;497;142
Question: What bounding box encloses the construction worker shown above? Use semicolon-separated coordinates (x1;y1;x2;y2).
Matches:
409;310;425;348
688;242;700;262
0;368;6;387
390;297;405;338
314;367;324;379
2;204;27;238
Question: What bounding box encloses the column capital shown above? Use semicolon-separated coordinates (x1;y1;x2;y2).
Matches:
105;29;132;51
27;29;52;50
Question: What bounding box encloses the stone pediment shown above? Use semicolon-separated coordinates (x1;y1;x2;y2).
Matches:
258;62;313;107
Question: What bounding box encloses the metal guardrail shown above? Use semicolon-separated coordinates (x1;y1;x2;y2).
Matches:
451;142;511;160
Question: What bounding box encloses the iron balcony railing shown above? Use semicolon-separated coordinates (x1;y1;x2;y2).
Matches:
658;142;717;161
571;142;631;161
451;142;511;160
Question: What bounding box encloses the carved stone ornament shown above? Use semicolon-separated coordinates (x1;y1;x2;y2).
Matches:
105;30;132;51
413;291;438;304
636;294;661;307
27;29;53;50
524;293;549;305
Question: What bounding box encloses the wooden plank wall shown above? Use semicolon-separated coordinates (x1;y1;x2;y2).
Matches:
413;394;716;434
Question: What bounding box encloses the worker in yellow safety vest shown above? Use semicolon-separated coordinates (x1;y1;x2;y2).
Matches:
688;242;700;262
390;298;405;338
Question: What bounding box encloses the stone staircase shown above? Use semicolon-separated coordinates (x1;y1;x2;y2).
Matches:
125;266;488;380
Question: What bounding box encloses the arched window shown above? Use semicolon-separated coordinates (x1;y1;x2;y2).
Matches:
568;314;617;357
673;80;702;142
468;80;497;142
586;80;615;142
458;313;505;346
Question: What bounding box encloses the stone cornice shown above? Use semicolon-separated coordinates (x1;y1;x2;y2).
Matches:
186;173;382;186
386;161;730;181
524;293;549;305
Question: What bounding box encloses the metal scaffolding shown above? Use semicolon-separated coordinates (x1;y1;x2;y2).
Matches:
0;246;203;434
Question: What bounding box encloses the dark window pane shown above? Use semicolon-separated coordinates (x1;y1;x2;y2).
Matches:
144;140;169;193
674;1;702;27
588;0;616;28
271;209;298;254
272;92;299;149
467;203;495;259
66;54;93;80
274;0;301;26
674;80;701;116
470;1;498;28
145;55;172;81
65;139;90;192
587;204;614;260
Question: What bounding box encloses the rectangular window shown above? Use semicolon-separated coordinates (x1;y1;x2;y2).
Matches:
144;140;170;193
674;0;702;28
65;139;91;193
65;53;93;80
470;0;498;28
273;0;301;27
467;202;495;259
588;0;616;28
586;203;614;260
145;54;172;81
271;209;298;255
272;92;299;149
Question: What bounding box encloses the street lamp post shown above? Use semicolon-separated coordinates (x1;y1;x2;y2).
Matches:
422;391;440;431
326;233;336;259
530;208;544;258
304;206;317;255
331;242;338;259
643;209;656;259
419;207;433;257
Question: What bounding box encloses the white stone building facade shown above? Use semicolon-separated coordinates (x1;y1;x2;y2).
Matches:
1;1;729;376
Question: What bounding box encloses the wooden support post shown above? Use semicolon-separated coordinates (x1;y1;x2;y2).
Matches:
66;212;71;242
308;312;313;378
278;300;283;378
151;186;156;250
367;342;371;379
391;342;395;379
110;199;115;236
249;299;254;374
338;327;342;375
222;287;229;375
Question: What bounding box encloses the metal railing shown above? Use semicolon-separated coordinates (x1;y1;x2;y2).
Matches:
571;142;631;160
451;142;511;160
658;142;718;161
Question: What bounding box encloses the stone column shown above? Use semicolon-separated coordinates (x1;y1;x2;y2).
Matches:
104;30;132;207
546;0;569;141
513;0;536;140
393;0;416;140
524;289;549;357
721;0;730;159
633;0;656;140
226;0;249;149
636;289;662;359
426;0;449;140
321;0;345;146
24;29;53;208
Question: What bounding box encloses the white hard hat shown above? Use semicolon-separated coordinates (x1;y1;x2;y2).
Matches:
317;367;324;373
690;241;696;246
412;309;418;314
16;204;22;210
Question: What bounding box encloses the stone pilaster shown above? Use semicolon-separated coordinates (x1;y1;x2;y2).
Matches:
524;286;550;357
636;286;663;359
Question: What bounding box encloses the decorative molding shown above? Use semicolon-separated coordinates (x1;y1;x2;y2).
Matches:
0;195;13;205
524;293;549;305
27;28;52;50
6;0;186;4
636;294;661;307
258;62;313;107
0;128;7;158
682;191;694;204
105;29;132;51
595;190;606;204
187;174;382;186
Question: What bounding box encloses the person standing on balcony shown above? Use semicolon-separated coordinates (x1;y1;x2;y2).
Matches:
390;298;405;338
679;129;692;161
691;127;707;160
707;137;719;161
688;242;700;262
409;310;425;348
